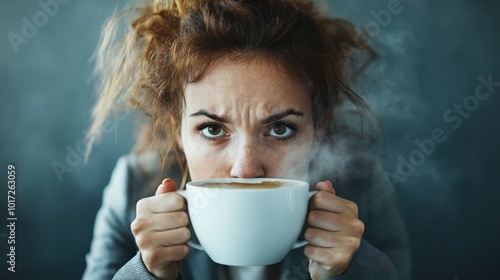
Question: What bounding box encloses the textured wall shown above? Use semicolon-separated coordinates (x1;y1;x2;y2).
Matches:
0;0;499;279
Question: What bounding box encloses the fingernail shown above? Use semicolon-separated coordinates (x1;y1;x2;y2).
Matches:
162;178;172;185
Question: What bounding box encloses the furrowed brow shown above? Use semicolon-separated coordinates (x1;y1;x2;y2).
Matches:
189;110;229;123
261;109;304;124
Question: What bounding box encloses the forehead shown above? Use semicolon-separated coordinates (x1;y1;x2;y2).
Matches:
183;57;311;114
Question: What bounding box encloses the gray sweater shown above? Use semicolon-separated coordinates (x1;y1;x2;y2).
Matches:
83;154;410;280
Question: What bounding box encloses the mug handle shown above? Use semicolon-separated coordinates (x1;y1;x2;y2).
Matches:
291;191;317;249
177;190;205;251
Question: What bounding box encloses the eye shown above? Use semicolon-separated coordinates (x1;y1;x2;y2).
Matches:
267;123;296;139
199;124;226;139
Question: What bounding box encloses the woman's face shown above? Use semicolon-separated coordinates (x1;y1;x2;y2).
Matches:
180;57;317;180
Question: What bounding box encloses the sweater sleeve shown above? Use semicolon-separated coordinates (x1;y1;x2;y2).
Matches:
331;238;400;280
112;252;162;280
282;237;400;280
82;156;138;280
361;175;411;280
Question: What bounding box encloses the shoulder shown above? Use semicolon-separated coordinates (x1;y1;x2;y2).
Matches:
112;153;160;200
108;153;183;210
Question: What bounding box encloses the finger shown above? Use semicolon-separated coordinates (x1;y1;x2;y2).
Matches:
132;211;189;234
309;191;358;217
155;245;189;263
156;178;178;195
305;227;336;247
155;227;191;247
307;210;345;232
304;244;353;276
304;236;361;265
304;244;337;265
304;226;362;248
156;244;190;262
151;212;189;231
315;180;335;195
137;192;187;215
135;227;191;249
143;244;189;266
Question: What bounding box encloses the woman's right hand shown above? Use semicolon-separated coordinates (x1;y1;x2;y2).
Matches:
131;178;190;280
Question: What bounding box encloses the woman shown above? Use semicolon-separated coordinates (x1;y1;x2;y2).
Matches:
83;0;410;279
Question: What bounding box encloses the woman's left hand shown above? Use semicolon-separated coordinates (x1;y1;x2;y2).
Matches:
304;181;364;280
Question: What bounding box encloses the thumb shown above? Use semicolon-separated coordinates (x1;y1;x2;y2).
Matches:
155;178;178;196
315;180;335;195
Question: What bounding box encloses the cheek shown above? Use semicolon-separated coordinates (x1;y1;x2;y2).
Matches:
188;159;227;180
268;143;314;179
183;140;227;180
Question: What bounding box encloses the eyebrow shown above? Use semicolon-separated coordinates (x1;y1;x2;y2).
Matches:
190;110;229;123
261;109;304;124
189;109;304;124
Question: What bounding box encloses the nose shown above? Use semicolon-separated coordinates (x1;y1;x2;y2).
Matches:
229;138;266;178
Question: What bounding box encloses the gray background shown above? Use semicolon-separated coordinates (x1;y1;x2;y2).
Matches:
1;0;499;279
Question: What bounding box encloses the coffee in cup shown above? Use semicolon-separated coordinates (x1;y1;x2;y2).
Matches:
198;180;283;189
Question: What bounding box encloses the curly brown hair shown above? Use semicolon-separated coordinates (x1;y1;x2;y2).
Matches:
86;0;376;186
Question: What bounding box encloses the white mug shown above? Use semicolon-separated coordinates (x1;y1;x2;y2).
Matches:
177;178;315;266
